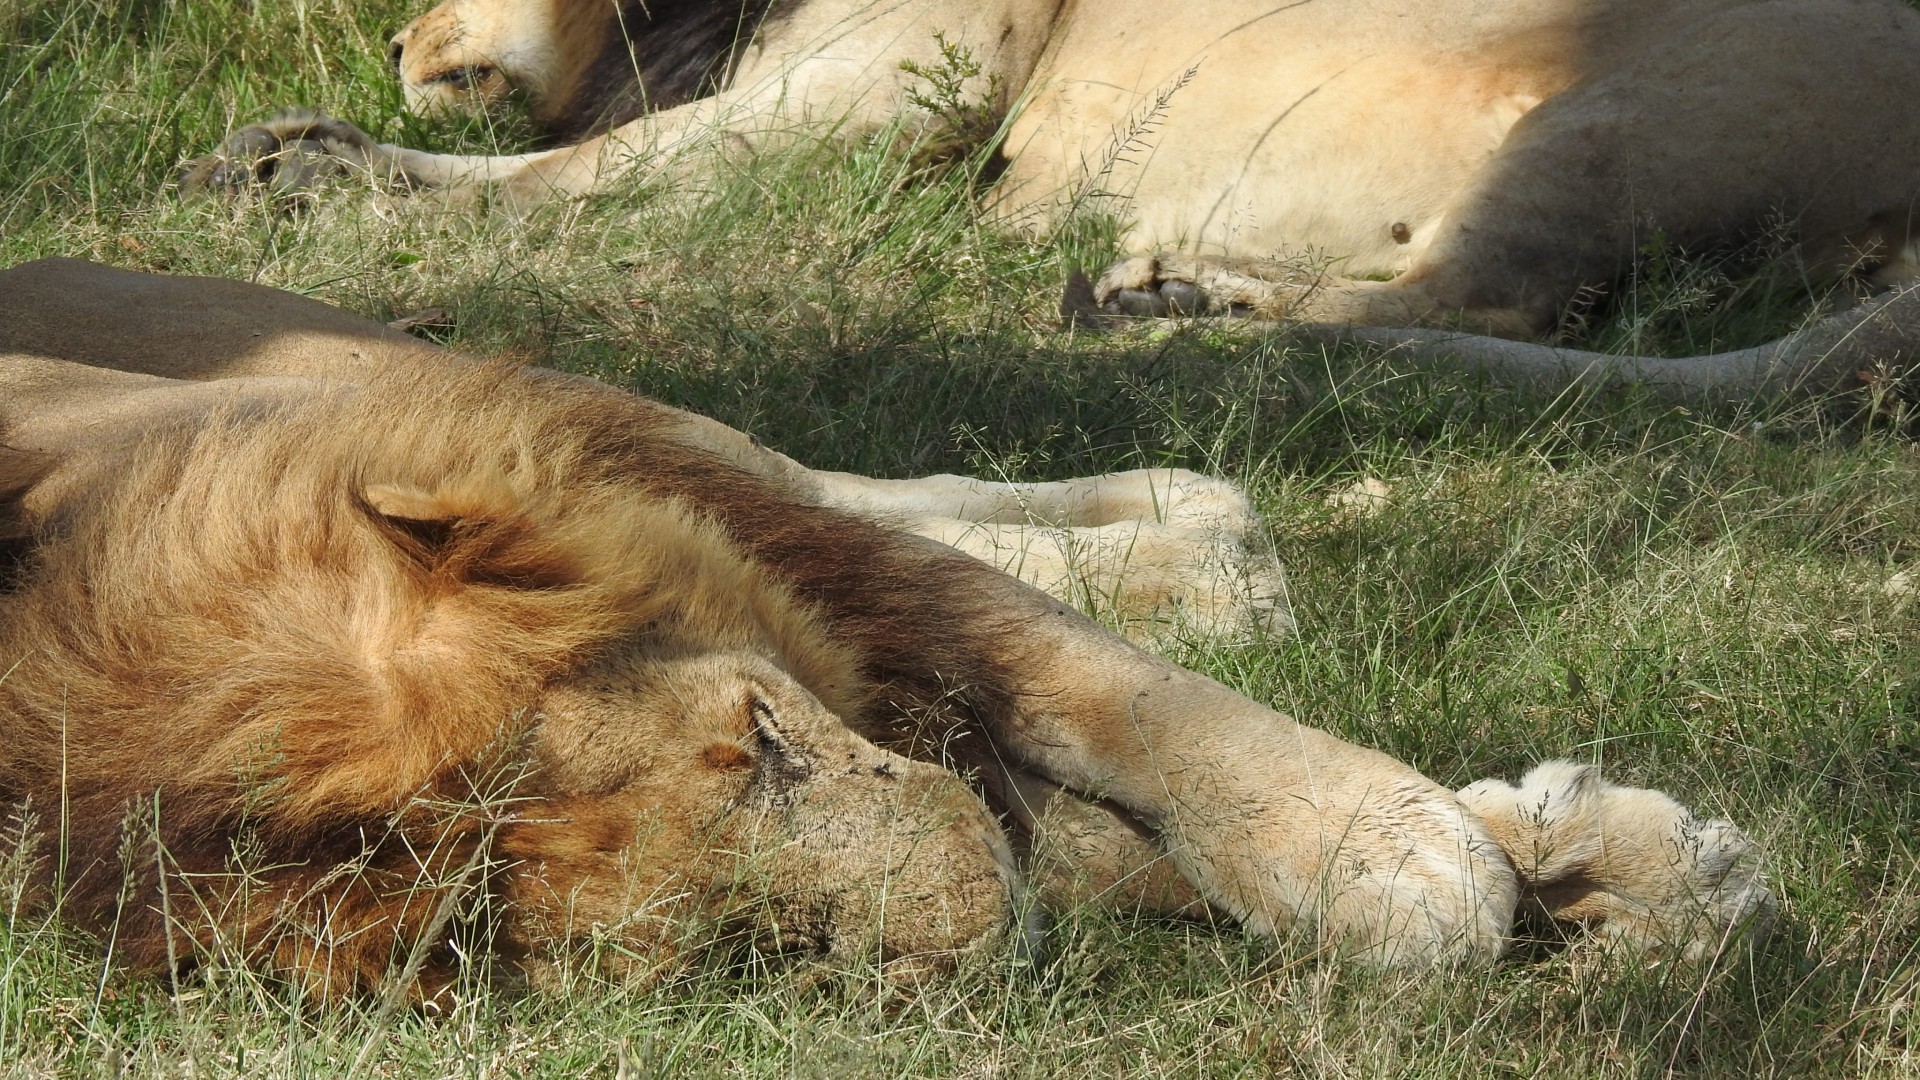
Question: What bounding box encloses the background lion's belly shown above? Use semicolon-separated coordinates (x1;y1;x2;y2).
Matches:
992;0;1607;272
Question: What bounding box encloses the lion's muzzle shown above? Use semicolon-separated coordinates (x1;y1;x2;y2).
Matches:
515;652;1025;984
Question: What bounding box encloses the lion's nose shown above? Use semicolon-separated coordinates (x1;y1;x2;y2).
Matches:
387;35;406;75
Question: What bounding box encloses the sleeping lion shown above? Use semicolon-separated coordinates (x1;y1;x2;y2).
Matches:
0;258;1770;996
184;0;1920;349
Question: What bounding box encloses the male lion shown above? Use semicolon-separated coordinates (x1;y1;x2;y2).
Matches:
186;0;1920;358
0;258;1769;996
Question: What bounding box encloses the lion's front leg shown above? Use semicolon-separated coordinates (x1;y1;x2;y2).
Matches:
178;108;556;205
992;611;1520;964
985;596;1769;964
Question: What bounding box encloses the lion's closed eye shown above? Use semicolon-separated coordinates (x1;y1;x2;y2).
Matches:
433;65;496;92
747;695;781;750
696;695;780;773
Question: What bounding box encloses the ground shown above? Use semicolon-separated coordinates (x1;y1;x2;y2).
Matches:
1;0;1917;1076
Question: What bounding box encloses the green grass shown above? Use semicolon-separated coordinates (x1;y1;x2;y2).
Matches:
4;1;1919;1075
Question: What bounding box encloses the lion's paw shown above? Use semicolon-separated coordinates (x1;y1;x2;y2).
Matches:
179;109;399;202
1078;253;1330;323
1089;256;1218;318
1092;526;1294;645
1458;761;1775;959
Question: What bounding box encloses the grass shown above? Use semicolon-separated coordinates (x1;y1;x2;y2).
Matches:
3;0;1919;1075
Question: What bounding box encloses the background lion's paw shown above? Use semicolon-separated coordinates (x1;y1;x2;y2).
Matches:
178;109;394;204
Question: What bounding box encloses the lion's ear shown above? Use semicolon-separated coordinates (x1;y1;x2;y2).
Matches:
0;446;59;589
361;477;579;589
364;475;519;526
0;446;57;536
362;476;521;544
362;481;471;524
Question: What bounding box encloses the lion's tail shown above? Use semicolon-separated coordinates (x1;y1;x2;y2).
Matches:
1456;760;1775;958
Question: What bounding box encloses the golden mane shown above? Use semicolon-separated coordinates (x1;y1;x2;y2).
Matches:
0;363;1025;990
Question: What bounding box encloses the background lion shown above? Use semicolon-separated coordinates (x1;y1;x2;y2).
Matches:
0;259;1770;996
185;0;1920;386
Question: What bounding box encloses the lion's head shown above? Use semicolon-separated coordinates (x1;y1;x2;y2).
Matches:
387;0;765;140
0;366;1018;995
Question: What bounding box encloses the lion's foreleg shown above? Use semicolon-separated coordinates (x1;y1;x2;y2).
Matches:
805;467;1261;532
985;608;1519;965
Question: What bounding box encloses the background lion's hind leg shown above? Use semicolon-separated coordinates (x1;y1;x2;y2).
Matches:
1457;761;1774;959
1089;254;1309;320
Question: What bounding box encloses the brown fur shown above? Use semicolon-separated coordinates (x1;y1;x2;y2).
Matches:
0;364;1021;995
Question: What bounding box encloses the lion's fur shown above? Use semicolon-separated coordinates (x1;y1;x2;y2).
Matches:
189;0;1920;339
0;255;1290;643
0;361;1024;993
0;260;1773;993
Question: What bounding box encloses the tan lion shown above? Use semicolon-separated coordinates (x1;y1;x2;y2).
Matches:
184;0;1920;376
0;258;1769;996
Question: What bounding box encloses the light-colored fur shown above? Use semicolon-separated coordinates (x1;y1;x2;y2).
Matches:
0;259;1771;994
186;0;1920;340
